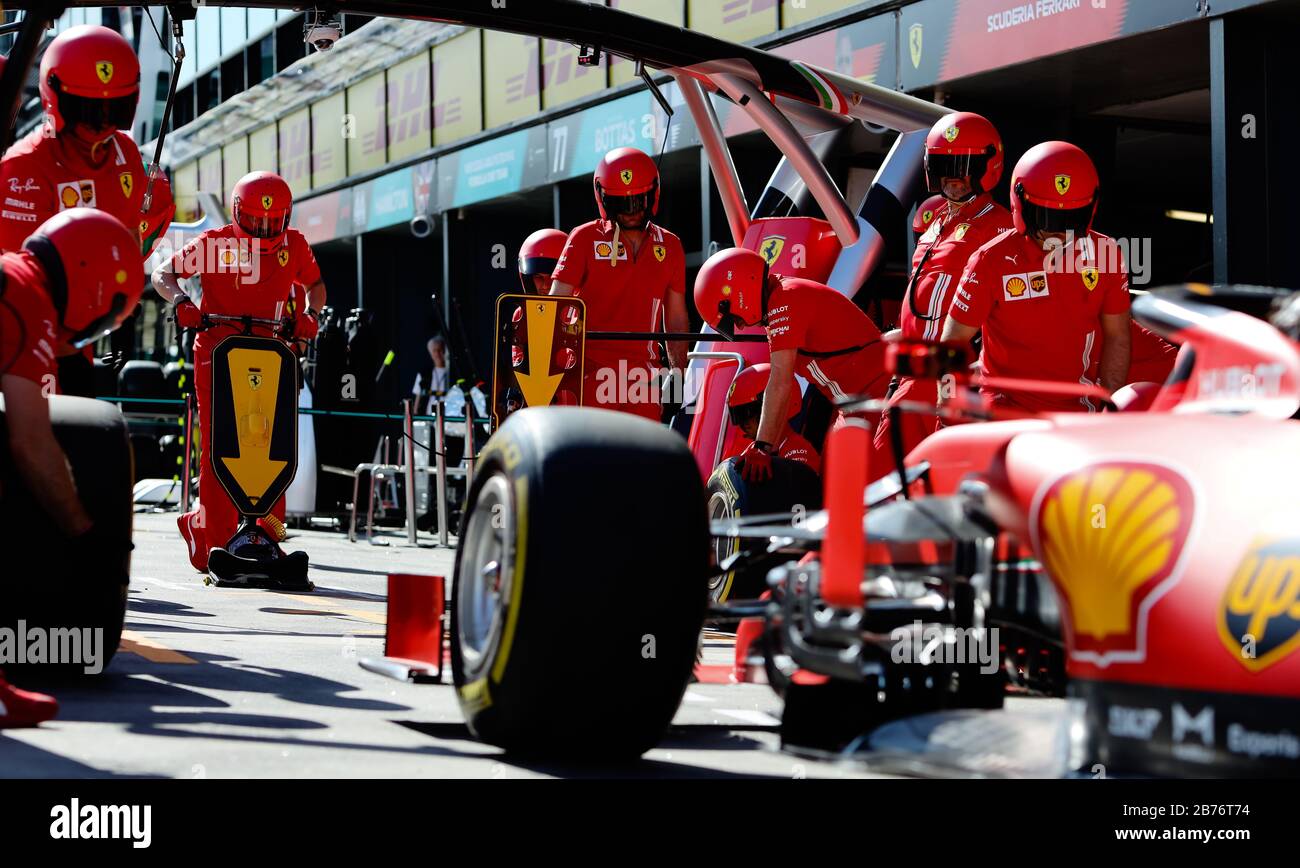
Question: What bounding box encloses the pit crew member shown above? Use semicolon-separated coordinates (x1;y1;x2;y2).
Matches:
151;171;325;572
0;209;143;728
0;27;175;396
723;363;819;474
549;148;688;421
517;228;567;294
694;247;890;481
875;112;1014;456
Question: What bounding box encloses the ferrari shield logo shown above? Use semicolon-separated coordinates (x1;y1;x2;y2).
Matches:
759;236;786;265
96;61;114;84
119;172;133;198
953;223;970;241
262;194;274;209
1081;267;1099;291
1220;537;1300;672
620;169;634;186
653;244;666;263
248;372;263;391
277;249;290;267
909;23;923;69
943;125;959;143
139;219;149;235
1034;461;1196;667
1055;174;1072;196
921;208;935;226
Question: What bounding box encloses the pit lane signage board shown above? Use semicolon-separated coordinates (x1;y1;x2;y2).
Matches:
492;294;586;427
897;0;1254;91
209;335;299;517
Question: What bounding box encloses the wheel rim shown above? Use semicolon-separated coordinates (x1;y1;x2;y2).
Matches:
457;474;514;679
707;491;737;596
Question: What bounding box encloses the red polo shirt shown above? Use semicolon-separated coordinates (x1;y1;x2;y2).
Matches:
551;219;685;369
949;229;1131;412
0;251;59;387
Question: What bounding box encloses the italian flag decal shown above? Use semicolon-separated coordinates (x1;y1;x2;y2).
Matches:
791;61;847;115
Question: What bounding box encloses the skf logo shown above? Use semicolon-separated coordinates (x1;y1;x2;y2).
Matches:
943;125;959;143
1082;267;1099;291
759;236;785;265
620;169;634;186
653;244;666;263
908;23;923;69
1219;537;1300;671
1054;174;1072;196
1034;461;1196;667
96;61;114;84
952;223;970;241
119;172;133;198
277;249;290;267
261;194;274;209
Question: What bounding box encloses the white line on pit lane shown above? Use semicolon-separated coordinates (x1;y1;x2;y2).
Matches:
714;709;781;727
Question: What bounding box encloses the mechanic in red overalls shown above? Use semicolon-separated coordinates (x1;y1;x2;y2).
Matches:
151;172;325;572
694;247;890;481
549;148;688;421
723;363;820;474
0;208;143;727
875;112;1014;455
0;27;175;396
942;142;1131;412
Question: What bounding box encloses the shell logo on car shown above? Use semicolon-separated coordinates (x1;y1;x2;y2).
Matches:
1033;461;1197;667
1219;537;1300;672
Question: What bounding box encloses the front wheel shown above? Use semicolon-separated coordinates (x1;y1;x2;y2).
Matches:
451;408;709;758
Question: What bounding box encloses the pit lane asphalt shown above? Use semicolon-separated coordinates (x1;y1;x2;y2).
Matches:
0;511;883;779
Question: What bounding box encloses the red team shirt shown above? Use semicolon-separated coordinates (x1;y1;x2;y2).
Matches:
949;229;1131;412
551;219;685;370
765;276;889;402
169;225;322;344
899;194;1015;343
0;251;59;386
0;129;147;253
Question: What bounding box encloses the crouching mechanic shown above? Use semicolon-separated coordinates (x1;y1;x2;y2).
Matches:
876;112;1013;456
0;26;175;395
550;148;688;421
0;208;143;726
151;171;325;572
724;363;819;474
942;142;1130;411
694;247;890;481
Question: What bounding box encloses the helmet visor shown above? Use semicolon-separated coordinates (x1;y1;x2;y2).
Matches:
728;398;763;429
57;90;138;132
925;151;991;193
236;208;291;239
1018;194;1094;236
601;190;654;222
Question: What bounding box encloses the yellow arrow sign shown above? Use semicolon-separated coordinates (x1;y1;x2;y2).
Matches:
221;347;287;504
515;300;563;408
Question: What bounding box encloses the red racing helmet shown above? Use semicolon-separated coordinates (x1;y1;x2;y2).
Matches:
231;171;293;244
694;247;768;341
593;148;660;229
23;209;143;348
39;25;141;134
1010;141;1100;237
727;363;801;426
913;193;949;235
924;112;1003;200
517;228;567;293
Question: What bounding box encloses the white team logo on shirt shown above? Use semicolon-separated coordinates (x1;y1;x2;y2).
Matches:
57;180;96;210
1002;271;1049;302
593;240;628;261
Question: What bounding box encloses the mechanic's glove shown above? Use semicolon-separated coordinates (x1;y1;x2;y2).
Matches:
173;297;202;330
738;440;775;483
291;310;319;342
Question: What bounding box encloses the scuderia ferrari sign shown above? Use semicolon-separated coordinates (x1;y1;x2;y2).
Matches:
209;335;299;516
